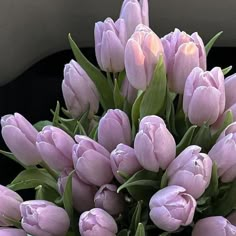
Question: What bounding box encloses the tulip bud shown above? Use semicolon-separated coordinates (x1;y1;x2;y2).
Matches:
98;109;132;152
79;208;118;236
110;144;142;183
166;145;212;199
192;216;236;236
120;0;149;38
218;122;236;141
183;67;225;126
124;24;165;90
36;126;75;171
225;73;236;110
58;168;97;212
134;115;176;172
1;113;42;166
0;185;23;226
0;228;27;236
162;28;206;93
208;133;236;182
62;60;99;119
121;76;138;104
20;200;70;236
149;185;196;232
95;18;127;72
73;135;113;186
94;184;124;216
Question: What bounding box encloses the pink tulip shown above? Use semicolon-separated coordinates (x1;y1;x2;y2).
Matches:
149;185;196;232
134;115;176;172
183;67;225;126
110;144;142;183
162;28;206;93
98;109;131;152
36;126;75;171
62;60;99;119
72;135;113;186
95;17;127;72
124;24;164;90
120;0;149;38
225;73;236;109
79;208;118;236
1;113;42;166
0;228;26;236
192;216;236;236
166;145;212;199
20;200;70;236
217;122;236;141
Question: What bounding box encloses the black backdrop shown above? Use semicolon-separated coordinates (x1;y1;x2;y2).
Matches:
0;47;235;198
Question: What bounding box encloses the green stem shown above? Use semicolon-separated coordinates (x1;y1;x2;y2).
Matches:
106;72;114;90
40;161;59;180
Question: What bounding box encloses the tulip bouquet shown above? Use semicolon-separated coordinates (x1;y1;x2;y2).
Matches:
1;0;236;236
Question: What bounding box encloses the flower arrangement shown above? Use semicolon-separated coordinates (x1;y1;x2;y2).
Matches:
1;0;236;235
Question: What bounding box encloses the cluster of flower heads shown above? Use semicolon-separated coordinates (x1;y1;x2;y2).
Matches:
1;0;236;236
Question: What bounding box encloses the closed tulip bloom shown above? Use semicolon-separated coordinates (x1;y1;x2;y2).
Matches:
94;184;124;216
98;109;131;152
0;185;23;226
62;60;99;119
121;76;138;104
124;24;165;90
162;28;206;93
166;145;212;199
36;126;75;171
134;115;176;172
225;73;236;109
0;228;27;236
1;113;42;166
58;168;97;212
183;67;225;126
192;216;236;236
149;185;196;232
95;17;127;72
110;144;142;183
73;135;113;186
218;122;236;141
120;0;149;38
79;208;118;236
20;200;70;236
208;133;236;182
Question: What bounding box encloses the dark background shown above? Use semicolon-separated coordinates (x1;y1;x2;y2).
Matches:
0;47;235;196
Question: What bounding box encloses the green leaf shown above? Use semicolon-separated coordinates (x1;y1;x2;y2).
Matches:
52;101;61;126
68;34;114;110
140;56;167;118
205;31;223;55
222;65;232;76
160;171;168;189
176;125;197;155
35;184;60;202
117;70;126;88
114;79;125;109
135;223;145;236
34;120;52;131
130;201;143;234
63;170;74;221
8;168;58;191
117;229;130;236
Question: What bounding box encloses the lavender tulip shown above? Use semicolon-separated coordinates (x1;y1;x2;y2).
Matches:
110;144;142;183
149;185;196;232
79;208;118;236
208;132;236;182
218;122;236;141
121;76;138;104
120;0;149;38
94;184;124;216
58;168;97;212
166;145;212;199
1;113;42;166
95;17;127;72
98;109;131;152
0;185;23;226
134;115;176;172
225;73;236;109
162;28;206;93
62;60;99;119
183;67;225;126
36;125;75;171
20;200;70;236
192;216;236;236
124;24;165;90
0;228;27;236
73;135;113;186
